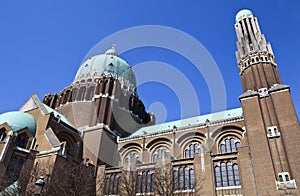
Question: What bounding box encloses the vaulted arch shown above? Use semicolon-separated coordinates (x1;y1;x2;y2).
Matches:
146;137;172;151
212;125;245;154
211;125;245;143
177;132;206;148
119;142;142;156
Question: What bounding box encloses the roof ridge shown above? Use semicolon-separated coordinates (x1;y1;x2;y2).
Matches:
127;107;243;138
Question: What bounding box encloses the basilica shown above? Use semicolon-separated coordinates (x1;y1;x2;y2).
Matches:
0;9;299;195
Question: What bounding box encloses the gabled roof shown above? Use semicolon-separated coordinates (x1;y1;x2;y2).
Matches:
20;94;73;127
128;108;243;138
42;104;73;127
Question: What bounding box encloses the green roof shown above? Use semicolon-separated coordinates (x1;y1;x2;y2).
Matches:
129;108;243;138
42;104;73;127
0;181;20;196
0;111;36;136
74;48;136;86
236;9;253;22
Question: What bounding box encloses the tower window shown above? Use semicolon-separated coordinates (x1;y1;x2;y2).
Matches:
276;172;296;190
285;174;290;181
267;126;280;138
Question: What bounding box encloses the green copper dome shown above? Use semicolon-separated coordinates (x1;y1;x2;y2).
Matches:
236;9;253;22
74;47;136;86
0;111;36;136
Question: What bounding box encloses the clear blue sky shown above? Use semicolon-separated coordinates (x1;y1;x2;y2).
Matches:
0;1;299;124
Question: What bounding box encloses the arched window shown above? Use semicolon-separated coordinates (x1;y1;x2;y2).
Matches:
124;157;129;164
15;134;28;149
190;169;194;189
124;151;139;164
151;173;155;192
137;174;142;193
62;91;69;104
190;144;194;158
179;167;184;190
285;174;290;181
105;173;120;195
157;149;162;159
221;163;228;187
109;174;114;194
86;86;95;101
194;143;199;154
233;164;240;185
185;149;190;158
174;166;194;191
184;167;189;189
153;148;168;162
105;177;110;194
138;170;154;193
146;170;151;192
215;166;221;187
214;162;241;188
153;154;157;163
77;87;86;101
220;144;225;154
184;142;200;158
173;170;178;190
71;88;78;101
113;175;119;194
230;138;236;152
219;137;241;154
236;141;241;148
225;139;230;153
227;163;234;186
142;171;146;193
279;175;283;182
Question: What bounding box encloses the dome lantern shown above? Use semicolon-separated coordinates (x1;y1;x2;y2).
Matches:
73;46;136;87
235;9;253;22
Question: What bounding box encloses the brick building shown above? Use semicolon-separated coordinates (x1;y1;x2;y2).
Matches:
0;9;299;195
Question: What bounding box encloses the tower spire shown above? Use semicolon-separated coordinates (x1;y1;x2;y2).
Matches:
235;9;281;92
235;9;273;63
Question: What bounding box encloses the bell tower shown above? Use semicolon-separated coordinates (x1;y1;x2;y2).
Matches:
236;9;300;194
235;9;281;92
